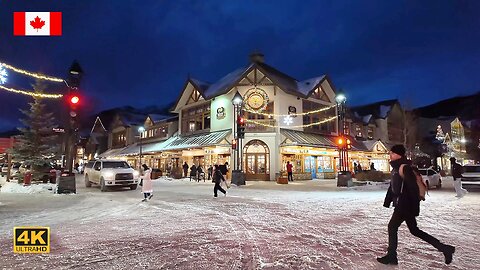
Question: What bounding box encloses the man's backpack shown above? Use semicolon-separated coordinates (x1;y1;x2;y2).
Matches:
399;164;427;201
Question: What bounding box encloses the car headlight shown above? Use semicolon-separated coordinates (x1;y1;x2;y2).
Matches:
133;171;139;177
104;172;114;179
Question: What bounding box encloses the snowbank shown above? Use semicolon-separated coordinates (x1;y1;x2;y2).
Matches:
0;181;56;194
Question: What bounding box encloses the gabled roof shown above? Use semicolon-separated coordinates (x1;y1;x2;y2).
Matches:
148;114;178;124
189;78;211;92
350;99;399;120
202;65;253;99
173;58;333;111
90;116;107;134
117;112;148;127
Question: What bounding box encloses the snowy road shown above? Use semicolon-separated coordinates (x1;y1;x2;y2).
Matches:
0;176;479;269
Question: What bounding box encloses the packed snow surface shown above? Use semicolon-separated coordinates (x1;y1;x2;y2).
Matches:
0;176;479;269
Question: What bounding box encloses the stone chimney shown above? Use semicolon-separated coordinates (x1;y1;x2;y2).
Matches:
249;51;265;63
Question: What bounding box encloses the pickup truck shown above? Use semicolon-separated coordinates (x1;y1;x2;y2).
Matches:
461;165;480;190
84;160;140;192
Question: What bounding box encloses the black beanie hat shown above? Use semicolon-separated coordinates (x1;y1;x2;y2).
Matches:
390;144;406;156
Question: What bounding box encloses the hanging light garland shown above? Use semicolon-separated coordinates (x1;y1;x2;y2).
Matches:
0;85;63;99
0;61;65;98
243;104;335;117
0;62;64;82
245;115;337;128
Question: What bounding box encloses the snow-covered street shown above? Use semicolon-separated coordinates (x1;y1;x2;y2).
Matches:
1;175;479;269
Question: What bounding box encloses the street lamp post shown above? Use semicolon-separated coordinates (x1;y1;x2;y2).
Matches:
231;91;246;186
138;126;145;170
335;91;353;187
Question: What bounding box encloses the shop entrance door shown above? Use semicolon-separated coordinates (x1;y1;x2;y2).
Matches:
244;140;269;181
304;156;316;178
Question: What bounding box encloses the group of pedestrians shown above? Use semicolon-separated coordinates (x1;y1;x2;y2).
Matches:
136;143;462;265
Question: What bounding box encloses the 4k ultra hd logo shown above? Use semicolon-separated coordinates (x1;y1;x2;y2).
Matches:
13;227;50;253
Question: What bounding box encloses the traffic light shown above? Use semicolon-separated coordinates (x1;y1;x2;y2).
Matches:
336;137;352;150
237;115;245;139
346;138;352;150
337;137;345;148
232;138;237;150
67;93;80;117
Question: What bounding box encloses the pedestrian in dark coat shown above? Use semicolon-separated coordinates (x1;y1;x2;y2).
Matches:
189;164;197;181
377;144;455;265
213;165;226;197
207;165;213;181
182;162;189;178
450;157;468;197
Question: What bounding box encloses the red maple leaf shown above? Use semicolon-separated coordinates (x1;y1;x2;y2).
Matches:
30;16;45;31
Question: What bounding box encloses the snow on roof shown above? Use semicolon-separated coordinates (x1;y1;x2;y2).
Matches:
379;105;392;118
296;75;326;96
189;78;210;92
148;114;177;123
119;112;148;127
362;114;372;124
202;65;252;98
350;99;398;120
195;61;327;100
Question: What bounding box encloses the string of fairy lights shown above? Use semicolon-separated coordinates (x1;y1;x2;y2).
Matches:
242;101;337;127
243;104;336;117
245;115;337;128
0;61;65;99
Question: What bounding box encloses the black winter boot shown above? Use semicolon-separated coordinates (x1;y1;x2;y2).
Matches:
376;253;398;265
442;245;455;265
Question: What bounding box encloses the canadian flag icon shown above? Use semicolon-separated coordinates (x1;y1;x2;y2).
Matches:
14;12;62;36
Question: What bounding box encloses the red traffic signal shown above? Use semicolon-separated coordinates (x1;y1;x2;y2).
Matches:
70;95;80;105
237;116;245;125
232;138;237;150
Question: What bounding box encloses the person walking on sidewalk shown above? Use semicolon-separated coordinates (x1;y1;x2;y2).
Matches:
450;157;468;198
141;164;153;202
377;144;455;265
286;161;294;182
213;165;227;197
182;162;189;178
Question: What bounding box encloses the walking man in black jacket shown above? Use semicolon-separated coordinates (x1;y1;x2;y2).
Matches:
377;144;455;265
213;165;227;197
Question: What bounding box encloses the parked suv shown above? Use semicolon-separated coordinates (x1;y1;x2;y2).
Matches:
418;168;442;189
84;160;139;192
461;165;480;190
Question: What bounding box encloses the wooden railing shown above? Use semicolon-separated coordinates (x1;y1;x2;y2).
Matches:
246;119;276;133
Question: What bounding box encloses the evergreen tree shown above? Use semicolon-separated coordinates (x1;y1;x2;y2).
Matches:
10;80;59;167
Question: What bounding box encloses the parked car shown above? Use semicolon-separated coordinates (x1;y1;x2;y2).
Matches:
461;165;480;190
418;168;442;189
84;160;140;192
17;162;58;183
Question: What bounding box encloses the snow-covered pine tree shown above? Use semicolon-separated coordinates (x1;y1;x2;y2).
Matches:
10;80;60;168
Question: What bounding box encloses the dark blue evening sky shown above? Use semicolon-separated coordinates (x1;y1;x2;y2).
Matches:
1;0;479;131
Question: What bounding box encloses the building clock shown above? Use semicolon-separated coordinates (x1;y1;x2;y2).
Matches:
244;88;269;111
